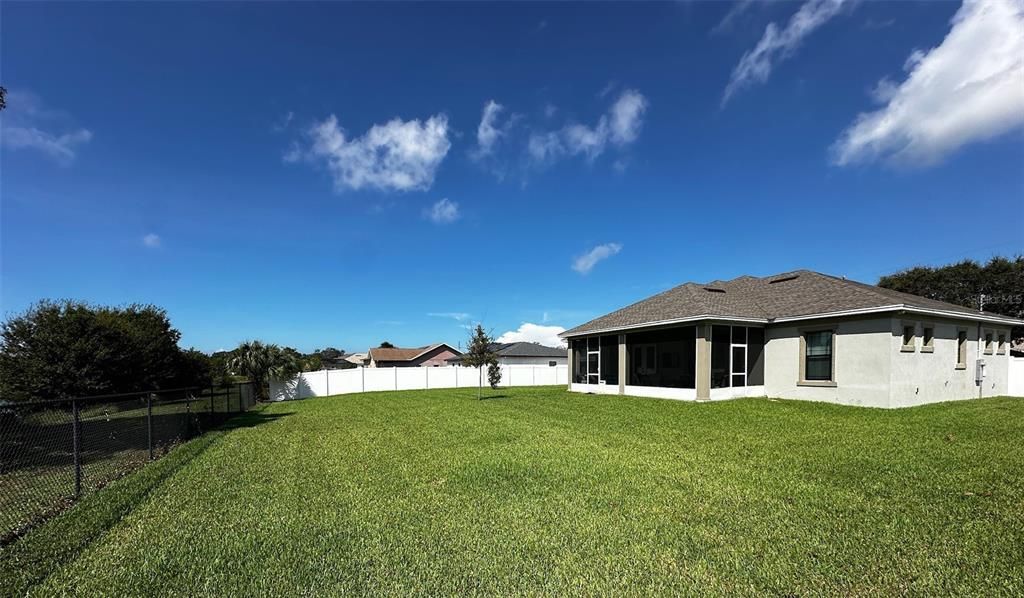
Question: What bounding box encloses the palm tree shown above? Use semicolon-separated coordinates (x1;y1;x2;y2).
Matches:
229;340;300;401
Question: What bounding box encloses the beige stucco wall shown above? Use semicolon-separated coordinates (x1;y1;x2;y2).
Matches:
764;317;893;408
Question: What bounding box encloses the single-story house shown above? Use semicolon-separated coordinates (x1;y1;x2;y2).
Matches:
559;270;1022;408
368;344;461;368
343;352;369;367
445;342;568;367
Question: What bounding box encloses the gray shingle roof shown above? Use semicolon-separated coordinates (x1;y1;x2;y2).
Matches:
446;342;565;361
562;270;1022;337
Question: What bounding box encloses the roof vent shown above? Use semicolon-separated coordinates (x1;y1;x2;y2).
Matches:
703;287;726;293
768;274;800;284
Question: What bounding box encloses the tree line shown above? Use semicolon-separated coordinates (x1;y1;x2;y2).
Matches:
878;256;1023;343
0;300;335;403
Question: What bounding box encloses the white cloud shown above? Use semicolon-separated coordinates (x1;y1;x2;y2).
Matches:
425;198;460;224
497;322;567;348
475;100;505;157
572;242;622;274
293;113;451;192
428;311;472;321
272;111;295;132
711;0;757;36
608;90;648;144
527;131;565;162
832;0;1024;167
722;0;849;106
1;91;92;163
529;89;648;164
142;233;161;248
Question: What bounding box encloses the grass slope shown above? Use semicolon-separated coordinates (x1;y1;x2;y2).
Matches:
7;388;1024;595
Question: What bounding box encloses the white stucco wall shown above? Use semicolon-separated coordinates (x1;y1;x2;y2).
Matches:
764;317;893;408
887;319;1010;407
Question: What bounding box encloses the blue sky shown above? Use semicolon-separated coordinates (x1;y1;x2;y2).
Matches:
2;0;1022;353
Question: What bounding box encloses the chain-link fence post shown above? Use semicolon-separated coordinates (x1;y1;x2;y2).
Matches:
147;392;154;461
72;398;82;498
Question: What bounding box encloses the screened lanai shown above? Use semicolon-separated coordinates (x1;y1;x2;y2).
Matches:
568;323;765;400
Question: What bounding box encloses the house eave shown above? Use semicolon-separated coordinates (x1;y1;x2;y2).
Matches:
559;314;769;339
561;305;1023;339
773;304;1024;326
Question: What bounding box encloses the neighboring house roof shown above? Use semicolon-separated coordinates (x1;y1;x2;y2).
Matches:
446;342;565;362
369;343;461;362
343;352;368;364
562;269;1024;338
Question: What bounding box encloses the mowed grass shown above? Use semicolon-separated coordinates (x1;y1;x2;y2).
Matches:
4;387;1023;595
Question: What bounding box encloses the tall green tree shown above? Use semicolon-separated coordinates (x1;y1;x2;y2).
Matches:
0;300;203;402
461;325;499;400
228;341;300;401
878;256;1024;342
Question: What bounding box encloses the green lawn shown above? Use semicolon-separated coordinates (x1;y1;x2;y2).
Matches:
4;388;1023;595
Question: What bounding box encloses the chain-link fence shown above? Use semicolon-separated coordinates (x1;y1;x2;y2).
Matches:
0;382;255;544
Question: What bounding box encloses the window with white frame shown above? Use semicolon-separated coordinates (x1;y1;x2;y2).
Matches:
997;333;1007;355
983;331;994;355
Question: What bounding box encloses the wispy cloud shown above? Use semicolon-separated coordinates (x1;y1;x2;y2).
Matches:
0;90;92;164
474;100;505;158
272;111;295;132
288;113;451;192
832;0;1024;167
711;0;756;36
428;312;472;321
572;242;622;275
142;233;161;248
496;322;566;348
528;89;648;165
425;198;460;224
722;0;850;106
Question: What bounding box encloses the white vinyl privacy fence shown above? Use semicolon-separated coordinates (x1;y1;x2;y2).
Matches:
1010;356;1024;397
270;364;570;401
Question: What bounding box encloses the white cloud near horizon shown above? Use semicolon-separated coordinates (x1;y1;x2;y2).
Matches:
1;90;93;163
832;0;1024;167
572;242;622;274
425;198;460;224
496;322;567;348
292;113;451;192
142;233;161;248
722;0;849;106
427;311;472;321
528;89;648;164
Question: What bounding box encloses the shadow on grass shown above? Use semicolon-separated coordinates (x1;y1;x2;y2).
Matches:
0;408;288;596
479;394;510;401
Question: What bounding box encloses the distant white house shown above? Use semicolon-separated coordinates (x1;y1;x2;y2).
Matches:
447;342;567;367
